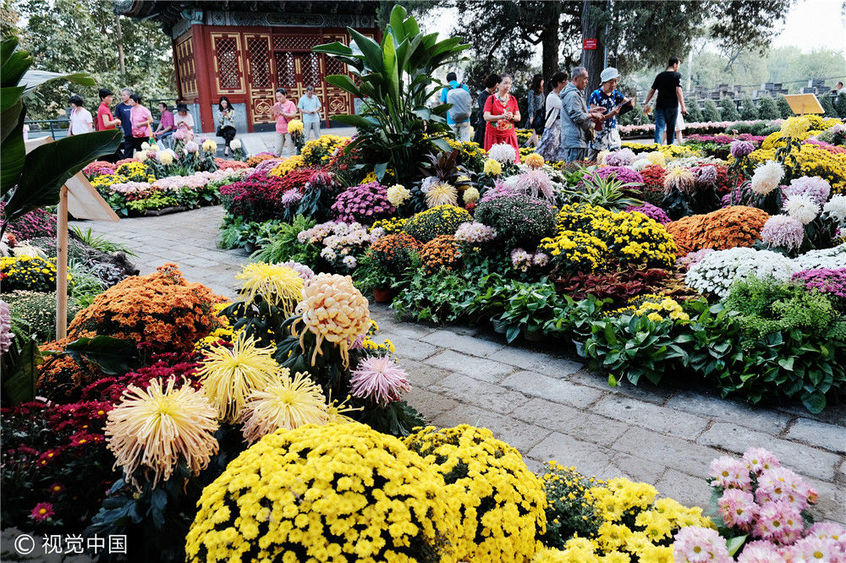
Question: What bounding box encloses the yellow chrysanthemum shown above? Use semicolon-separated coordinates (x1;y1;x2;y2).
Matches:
105;377;219;490
293;273;370;367
525;152;545;169
197;335;282;422
268;154;304;177
780;116;810;140
483;158;502;176
287;119;304;134
386;184;411;207
425;181;458;207
240;371;332;442
235;262;303;316
201;139;217;152
463;186;480;204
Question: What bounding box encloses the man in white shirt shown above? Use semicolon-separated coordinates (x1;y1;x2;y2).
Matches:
67;94;93;135
297;85;322;141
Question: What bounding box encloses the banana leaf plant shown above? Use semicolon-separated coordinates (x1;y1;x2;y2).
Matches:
313;5;470;185
0;36;122;235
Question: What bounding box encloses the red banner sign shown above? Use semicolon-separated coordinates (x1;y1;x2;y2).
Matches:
583;38;597;50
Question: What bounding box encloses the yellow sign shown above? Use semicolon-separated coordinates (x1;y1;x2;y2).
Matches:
784;94;825;115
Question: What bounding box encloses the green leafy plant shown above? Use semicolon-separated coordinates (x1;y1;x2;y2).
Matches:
251;215;318;265
70;226;136;256
564;173;642;211
314;5;470;184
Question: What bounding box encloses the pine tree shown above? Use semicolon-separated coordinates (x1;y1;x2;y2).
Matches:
686;99;703;122
719;97;741;121
835;94;846;119
740;96;758;120
703;99;721;122
820;95;838;118
758;96;780;120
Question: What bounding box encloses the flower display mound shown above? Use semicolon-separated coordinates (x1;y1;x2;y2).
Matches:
474;192;557;249
404;425;546;562
185;422;461;563
667;206;770;256
402;204;472;243
331;181;396;225
68;263;225;352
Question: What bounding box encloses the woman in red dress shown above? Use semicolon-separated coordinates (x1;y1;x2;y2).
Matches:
483;74;521;162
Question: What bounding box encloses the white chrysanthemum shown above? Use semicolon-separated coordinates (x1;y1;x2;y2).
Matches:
823;194;846;225
230;139;242;150
782;194;820;225
386;184;411;207
488;143;517;163
793;243;846;270
750;161;785;195
630;158;652;171
686;247;795;298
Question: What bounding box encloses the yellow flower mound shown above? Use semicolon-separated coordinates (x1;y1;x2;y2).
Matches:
405;425;547;562
185;422;461;562
612;294;690;322
293;273;370;367
269;154;305;177
287;119;304;134
301;134;349;166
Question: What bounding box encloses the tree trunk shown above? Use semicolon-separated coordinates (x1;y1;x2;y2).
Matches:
541;1;562;81
580;0;603;93
115;13;126;76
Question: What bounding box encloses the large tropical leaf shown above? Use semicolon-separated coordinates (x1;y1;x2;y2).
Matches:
349;29;384;73
3;129;122;222
325;74;363;97
20;70;96;95
382;33;400;103
0;104;26;196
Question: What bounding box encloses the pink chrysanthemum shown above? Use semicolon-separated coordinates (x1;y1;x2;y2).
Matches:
736;540;786;563
807;522;846;553
281;189;303;207
349;356;411;406
755;466;812;508
0;299;12;355
30;502;55;522
672;526;732;563
709;455;752;490
718;488;758;531
754;500;803;545
743;447;780;475
785;535;842;562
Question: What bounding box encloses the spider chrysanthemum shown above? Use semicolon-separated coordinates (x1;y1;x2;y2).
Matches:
239;371;331;443
105;377;219;490
349;356;411;405
197;335;282;422
425;181;458;208
235;262;304;316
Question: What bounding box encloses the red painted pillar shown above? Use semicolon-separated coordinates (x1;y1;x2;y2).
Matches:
191;24;215;133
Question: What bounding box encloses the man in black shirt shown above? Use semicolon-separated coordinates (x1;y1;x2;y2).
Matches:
643;57;688;145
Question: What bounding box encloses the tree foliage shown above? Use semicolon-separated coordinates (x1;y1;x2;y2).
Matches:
719;97;740;121
740;96;758;121
13;0;174;120
703;99;721;122
757;96;780;120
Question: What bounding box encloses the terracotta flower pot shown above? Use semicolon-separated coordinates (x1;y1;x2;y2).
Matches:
373;287;395;303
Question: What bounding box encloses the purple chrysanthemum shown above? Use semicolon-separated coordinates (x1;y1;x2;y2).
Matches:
792;268;846;301
586;166;644;186
281;189;303;207
605;148;637;166
761;215;805;252
730;140;755;159
349;356;411;405
783;176;831;207
280;260;315;280
625;203;671;224
515;169;556;200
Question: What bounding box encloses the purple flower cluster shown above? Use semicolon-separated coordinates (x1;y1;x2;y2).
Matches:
0;206;57;241
688;133;765;145
625;202;671;224
730;139;755;159
586;166;644;186
692;165;718;188
330;181;395;224
783;176;831;207
761;215;805;252
792;268;846;302
479;181;520;203
604;148;637;166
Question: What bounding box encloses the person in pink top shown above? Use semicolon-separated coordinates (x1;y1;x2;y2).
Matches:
271;88;298;156
128;93;153;156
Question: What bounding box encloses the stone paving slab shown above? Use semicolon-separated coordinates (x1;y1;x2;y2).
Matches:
74;206;846;525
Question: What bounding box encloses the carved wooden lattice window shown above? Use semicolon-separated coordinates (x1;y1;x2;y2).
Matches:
247;37;271;88
275;51;295;88
324;54;344;76
176;37;197;96
216;37;240;90
303;52;320;88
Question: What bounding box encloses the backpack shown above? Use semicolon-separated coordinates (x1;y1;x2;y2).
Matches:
446;85;472;123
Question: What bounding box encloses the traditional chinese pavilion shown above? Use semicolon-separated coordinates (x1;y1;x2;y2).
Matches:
115;1;380;132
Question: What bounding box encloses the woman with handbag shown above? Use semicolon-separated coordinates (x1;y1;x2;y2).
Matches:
525;74;544;147
536;72;568;160
217;96;237;157
483;73;521;162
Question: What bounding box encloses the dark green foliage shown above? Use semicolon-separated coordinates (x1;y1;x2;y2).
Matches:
757;96;780;120
740;96;758;121
703;99;721;122
685;99;702;122
251;215;318;265
820;95;838;118
474;194;556;249
719;97;741;121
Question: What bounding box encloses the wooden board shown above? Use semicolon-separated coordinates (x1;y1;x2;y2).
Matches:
784;94;825;115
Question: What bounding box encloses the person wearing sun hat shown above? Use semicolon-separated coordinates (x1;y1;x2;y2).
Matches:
587;66;632;160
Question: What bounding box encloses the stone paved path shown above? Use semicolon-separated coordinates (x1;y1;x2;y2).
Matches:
72;206;846;524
